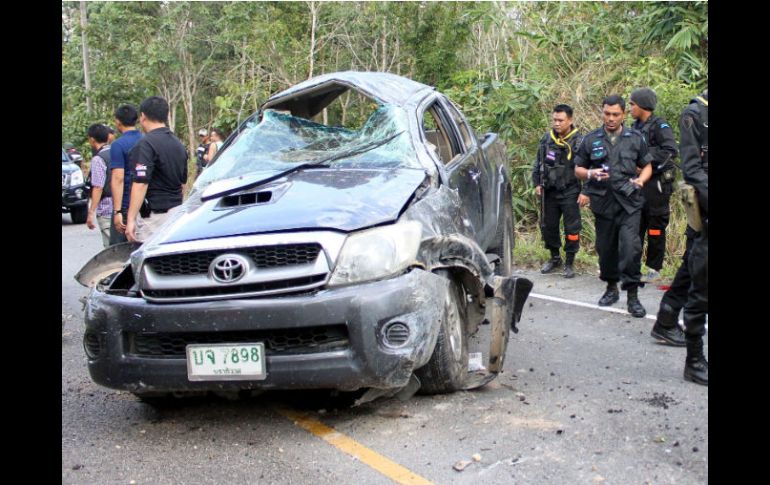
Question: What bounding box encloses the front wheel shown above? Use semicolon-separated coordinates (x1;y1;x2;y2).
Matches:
416;276;468;394
70;206;87;224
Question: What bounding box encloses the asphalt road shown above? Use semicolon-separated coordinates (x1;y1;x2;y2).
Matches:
62;215;708;484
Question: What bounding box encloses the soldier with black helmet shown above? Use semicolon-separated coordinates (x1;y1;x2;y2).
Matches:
574;95;652;318
650;89;708;386
629;88;679;281
532;104;586;278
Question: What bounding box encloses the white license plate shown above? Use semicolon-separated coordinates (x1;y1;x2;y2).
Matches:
186;343;266;381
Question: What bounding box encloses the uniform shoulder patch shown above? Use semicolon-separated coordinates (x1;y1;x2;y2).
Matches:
660;123;670;129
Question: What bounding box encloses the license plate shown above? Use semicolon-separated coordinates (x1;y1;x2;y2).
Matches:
186;343;266;381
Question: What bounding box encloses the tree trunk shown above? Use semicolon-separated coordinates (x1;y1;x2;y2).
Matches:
169;102;177;134
381;17;387;72
79;1;92;114
308;1;318;79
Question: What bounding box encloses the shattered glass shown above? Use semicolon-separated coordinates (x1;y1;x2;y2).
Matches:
193;105;420;191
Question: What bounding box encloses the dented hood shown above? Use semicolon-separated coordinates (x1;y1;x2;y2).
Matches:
162;168;426;244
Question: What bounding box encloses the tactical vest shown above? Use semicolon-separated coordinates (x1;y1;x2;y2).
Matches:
88;145;112;200
540;130;579;191
637;115;673;175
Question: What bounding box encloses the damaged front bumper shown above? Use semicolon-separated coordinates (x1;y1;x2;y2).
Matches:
84;269;454;393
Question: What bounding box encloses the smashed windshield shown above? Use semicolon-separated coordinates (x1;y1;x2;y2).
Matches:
193;105;418;190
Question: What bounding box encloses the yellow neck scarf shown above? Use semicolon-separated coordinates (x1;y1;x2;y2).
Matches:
549;127;579;161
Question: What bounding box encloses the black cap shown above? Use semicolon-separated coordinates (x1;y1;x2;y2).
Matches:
630;88;657;111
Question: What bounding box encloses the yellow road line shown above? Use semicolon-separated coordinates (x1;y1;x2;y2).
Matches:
277;408;434;485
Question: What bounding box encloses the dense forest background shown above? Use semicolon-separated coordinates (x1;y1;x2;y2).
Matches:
61;1;708;272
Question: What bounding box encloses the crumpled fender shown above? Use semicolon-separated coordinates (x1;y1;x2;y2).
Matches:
402;184;533;388
75;242;142;288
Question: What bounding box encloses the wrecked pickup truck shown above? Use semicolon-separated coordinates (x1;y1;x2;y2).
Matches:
77;71;532;402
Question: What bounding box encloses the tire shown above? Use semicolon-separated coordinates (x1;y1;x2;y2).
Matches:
70;206;88;224
490;191;514;276
416;276;469;394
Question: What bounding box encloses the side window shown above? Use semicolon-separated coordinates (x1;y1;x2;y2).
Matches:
421;101;464;165
443;99;474;149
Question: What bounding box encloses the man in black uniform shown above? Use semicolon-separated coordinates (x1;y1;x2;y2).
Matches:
532;104;586;278
629;88;679;281
651;90;708;385
125;96;189;243
195;128;210;178
574;95;652;317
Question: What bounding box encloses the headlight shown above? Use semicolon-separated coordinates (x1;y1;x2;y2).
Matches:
328;220;422;286
70;169;84;186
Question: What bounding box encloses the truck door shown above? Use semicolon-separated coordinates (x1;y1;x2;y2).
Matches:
420;97;485;239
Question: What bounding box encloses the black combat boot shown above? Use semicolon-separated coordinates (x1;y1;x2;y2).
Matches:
627;287;646;317
598;282;619;306
684;339;708;385
563;253;575;279
540;253;562;274
650;302;685;346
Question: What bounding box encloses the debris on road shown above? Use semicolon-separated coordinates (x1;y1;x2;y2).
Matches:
453;460;472;471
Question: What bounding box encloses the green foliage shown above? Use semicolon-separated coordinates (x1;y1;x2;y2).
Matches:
62;1;706;277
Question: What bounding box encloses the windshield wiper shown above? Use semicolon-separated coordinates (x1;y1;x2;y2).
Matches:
201;162;329;202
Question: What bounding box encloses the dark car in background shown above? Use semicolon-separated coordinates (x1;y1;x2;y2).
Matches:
62;148;88;224
78;72;532;403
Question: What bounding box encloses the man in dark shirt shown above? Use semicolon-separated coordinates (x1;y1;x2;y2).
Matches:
651;90;708;385
109;104;142;244
574;95;652;318
195;128;210;178
125;96;188;243
629;88;679;281
531;104;585;278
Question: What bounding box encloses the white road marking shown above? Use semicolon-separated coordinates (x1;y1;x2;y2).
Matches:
528;292;707;331
530;292;656;320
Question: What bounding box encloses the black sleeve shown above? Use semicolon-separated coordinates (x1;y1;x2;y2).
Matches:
574;135;590;168
129;138;156;184
571;133;584;190
636;136;651;168
532;138;545;187
679;107;707;212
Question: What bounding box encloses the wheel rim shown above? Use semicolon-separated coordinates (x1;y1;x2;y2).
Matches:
446;287;463;361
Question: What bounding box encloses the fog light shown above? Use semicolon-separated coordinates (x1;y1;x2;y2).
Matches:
75;188;83;198
382;322;410;348
84;332;102;359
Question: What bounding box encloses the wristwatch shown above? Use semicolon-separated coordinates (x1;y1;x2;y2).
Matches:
113;210;123;216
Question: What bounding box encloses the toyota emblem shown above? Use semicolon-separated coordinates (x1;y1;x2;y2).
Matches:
209;254;248;284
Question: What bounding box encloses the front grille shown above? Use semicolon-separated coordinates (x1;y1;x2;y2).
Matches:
142;274;326;299
126;325;349;358
146;243;322;276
